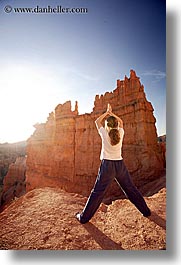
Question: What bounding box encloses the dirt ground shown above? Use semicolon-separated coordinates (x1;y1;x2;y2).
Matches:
0;183;166;250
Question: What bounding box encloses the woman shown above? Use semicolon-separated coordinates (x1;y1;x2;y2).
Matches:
76;104;151;224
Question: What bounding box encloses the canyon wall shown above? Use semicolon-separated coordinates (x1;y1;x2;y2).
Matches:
1;156;26;207
26;70;165;198
0;142;26;207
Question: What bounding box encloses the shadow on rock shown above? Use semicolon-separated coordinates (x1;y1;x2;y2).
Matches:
148;211;166;230
84;222;124;250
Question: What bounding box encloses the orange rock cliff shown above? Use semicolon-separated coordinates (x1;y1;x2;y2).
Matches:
1;157;26;205
26;70;165;197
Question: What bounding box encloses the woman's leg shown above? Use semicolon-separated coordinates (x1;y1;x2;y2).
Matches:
115;160;151;217
78;160;115;223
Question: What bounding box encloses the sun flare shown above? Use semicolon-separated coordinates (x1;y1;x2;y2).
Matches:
0;64;59;143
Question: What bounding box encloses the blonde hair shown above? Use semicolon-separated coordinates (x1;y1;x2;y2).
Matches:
106;116;120;145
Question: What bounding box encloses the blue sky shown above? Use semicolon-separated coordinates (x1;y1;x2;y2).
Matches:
0;0;166;142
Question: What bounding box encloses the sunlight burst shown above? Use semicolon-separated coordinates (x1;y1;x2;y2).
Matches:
0;64;59;143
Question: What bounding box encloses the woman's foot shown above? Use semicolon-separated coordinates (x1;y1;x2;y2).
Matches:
75;212;81;222
75;212;88;224
143;208;151;217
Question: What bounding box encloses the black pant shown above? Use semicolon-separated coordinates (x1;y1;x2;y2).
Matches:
80;159;150;223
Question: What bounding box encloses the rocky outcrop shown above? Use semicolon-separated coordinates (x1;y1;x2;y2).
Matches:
0;141;26;202
26;70;165;197
0;187;166;250
158;135;166;168
1;157;26;207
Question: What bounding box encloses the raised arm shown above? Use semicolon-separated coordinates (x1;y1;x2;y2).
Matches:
95;111;109;129
95;104;123;129
107;104;123;128
109;111;123;128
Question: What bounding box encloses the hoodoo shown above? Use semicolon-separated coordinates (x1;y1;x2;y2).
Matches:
26;70;164;197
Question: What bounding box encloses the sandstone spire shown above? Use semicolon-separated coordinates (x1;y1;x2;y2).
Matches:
26;70;165;197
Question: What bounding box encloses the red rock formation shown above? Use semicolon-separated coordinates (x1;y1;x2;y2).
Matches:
1;157;26;206
26;70;165;197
